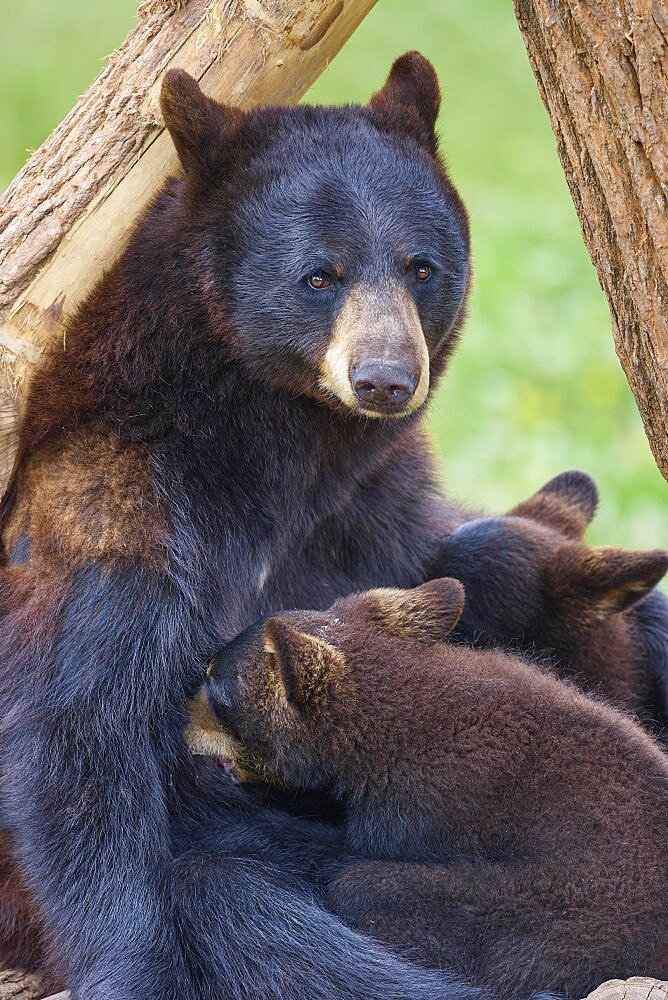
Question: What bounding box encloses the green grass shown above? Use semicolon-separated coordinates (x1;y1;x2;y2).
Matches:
1;0;666;555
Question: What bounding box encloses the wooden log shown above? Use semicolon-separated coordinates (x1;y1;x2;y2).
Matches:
0;0;378;490
513;0;668;481
0;970;48;999
586;978;668;1000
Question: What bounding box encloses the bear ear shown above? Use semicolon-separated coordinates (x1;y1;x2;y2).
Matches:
358;578;465;643
160;69;244;178
263;618;345;716
545;544;668;625
508;470;599;541
368;51;440;152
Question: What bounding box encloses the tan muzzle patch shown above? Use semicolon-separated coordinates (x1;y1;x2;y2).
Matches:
184;687;261;783
319;281;430;416
184;687;237;757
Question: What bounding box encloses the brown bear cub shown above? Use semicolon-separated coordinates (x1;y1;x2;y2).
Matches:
196;579;668;1000
435;469;668;728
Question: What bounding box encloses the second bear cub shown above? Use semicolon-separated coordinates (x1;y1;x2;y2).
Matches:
434;469;668;727
196;579;668;1000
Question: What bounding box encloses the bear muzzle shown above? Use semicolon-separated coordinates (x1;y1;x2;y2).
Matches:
319;281;430;417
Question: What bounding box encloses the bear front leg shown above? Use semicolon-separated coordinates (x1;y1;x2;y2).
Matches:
327;858;664;1000
326;859;477;980
0;560;207;999
170;852;484;1000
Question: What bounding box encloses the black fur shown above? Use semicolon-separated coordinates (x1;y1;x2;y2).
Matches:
0;56;481;999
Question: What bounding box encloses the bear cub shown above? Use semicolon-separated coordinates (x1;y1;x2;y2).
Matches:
436;469;668;730
195;578;668;1000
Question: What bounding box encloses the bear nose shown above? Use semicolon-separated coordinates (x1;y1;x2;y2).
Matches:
351;362;418;412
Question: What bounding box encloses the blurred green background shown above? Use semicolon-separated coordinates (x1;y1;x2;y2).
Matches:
1;0;665;552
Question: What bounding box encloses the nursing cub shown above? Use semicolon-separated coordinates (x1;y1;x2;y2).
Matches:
196;577;668;1000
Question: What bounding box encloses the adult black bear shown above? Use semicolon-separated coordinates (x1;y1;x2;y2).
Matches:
201;579;668;1000
0;53;490;1000
436;469;668;731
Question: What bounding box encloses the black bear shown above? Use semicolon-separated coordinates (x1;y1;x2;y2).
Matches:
435;469;668;731
201;579;668;1000
0;52;499;1000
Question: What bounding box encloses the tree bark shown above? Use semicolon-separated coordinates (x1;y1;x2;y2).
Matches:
0;0;377;490
514;0;668;481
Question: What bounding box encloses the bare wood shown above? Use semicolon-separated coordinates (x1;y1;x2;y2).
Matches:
513;0;668;480
586;978;668;1000
0;969;48;999
0;0;378;489
0;966;65;1000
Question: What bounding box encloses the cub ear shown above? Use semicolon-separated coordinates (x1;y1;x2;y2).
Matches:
545;545;668;625
368;51;440;152
508;470;599;540
263;618;345;716
160;69;244;178
359;577;465;643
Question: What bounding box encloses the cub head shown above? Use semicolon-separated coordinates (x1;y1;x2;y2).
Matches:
160;53;470;418
186;577;466;794
438;470;668;661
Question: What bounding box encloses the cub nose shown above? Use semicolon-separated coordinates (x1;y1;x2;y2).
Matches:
351;362;418;412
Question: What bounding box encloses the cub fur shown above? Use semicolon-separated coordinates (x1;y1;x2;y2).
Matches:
436;470;668;731
199;579;668;1000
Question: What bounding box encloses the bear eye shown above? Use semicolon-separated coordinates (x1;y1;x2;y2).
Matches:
414;262;432;282
308;270;331;290
211;696;243;744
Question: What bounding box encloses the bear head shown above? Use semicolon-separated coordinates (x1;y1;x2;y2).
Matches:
437;470;668;708
187;577;467;795
159;53;470;419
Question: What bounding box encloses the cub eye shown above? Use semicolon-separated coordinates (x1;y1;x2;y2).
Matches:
415;262;432;282
211;693;243;743
308;270;331;290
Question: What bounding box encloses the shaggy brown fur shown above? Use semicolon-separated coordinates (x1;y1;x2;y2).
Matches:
435;470;668;721
202;579;668;999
